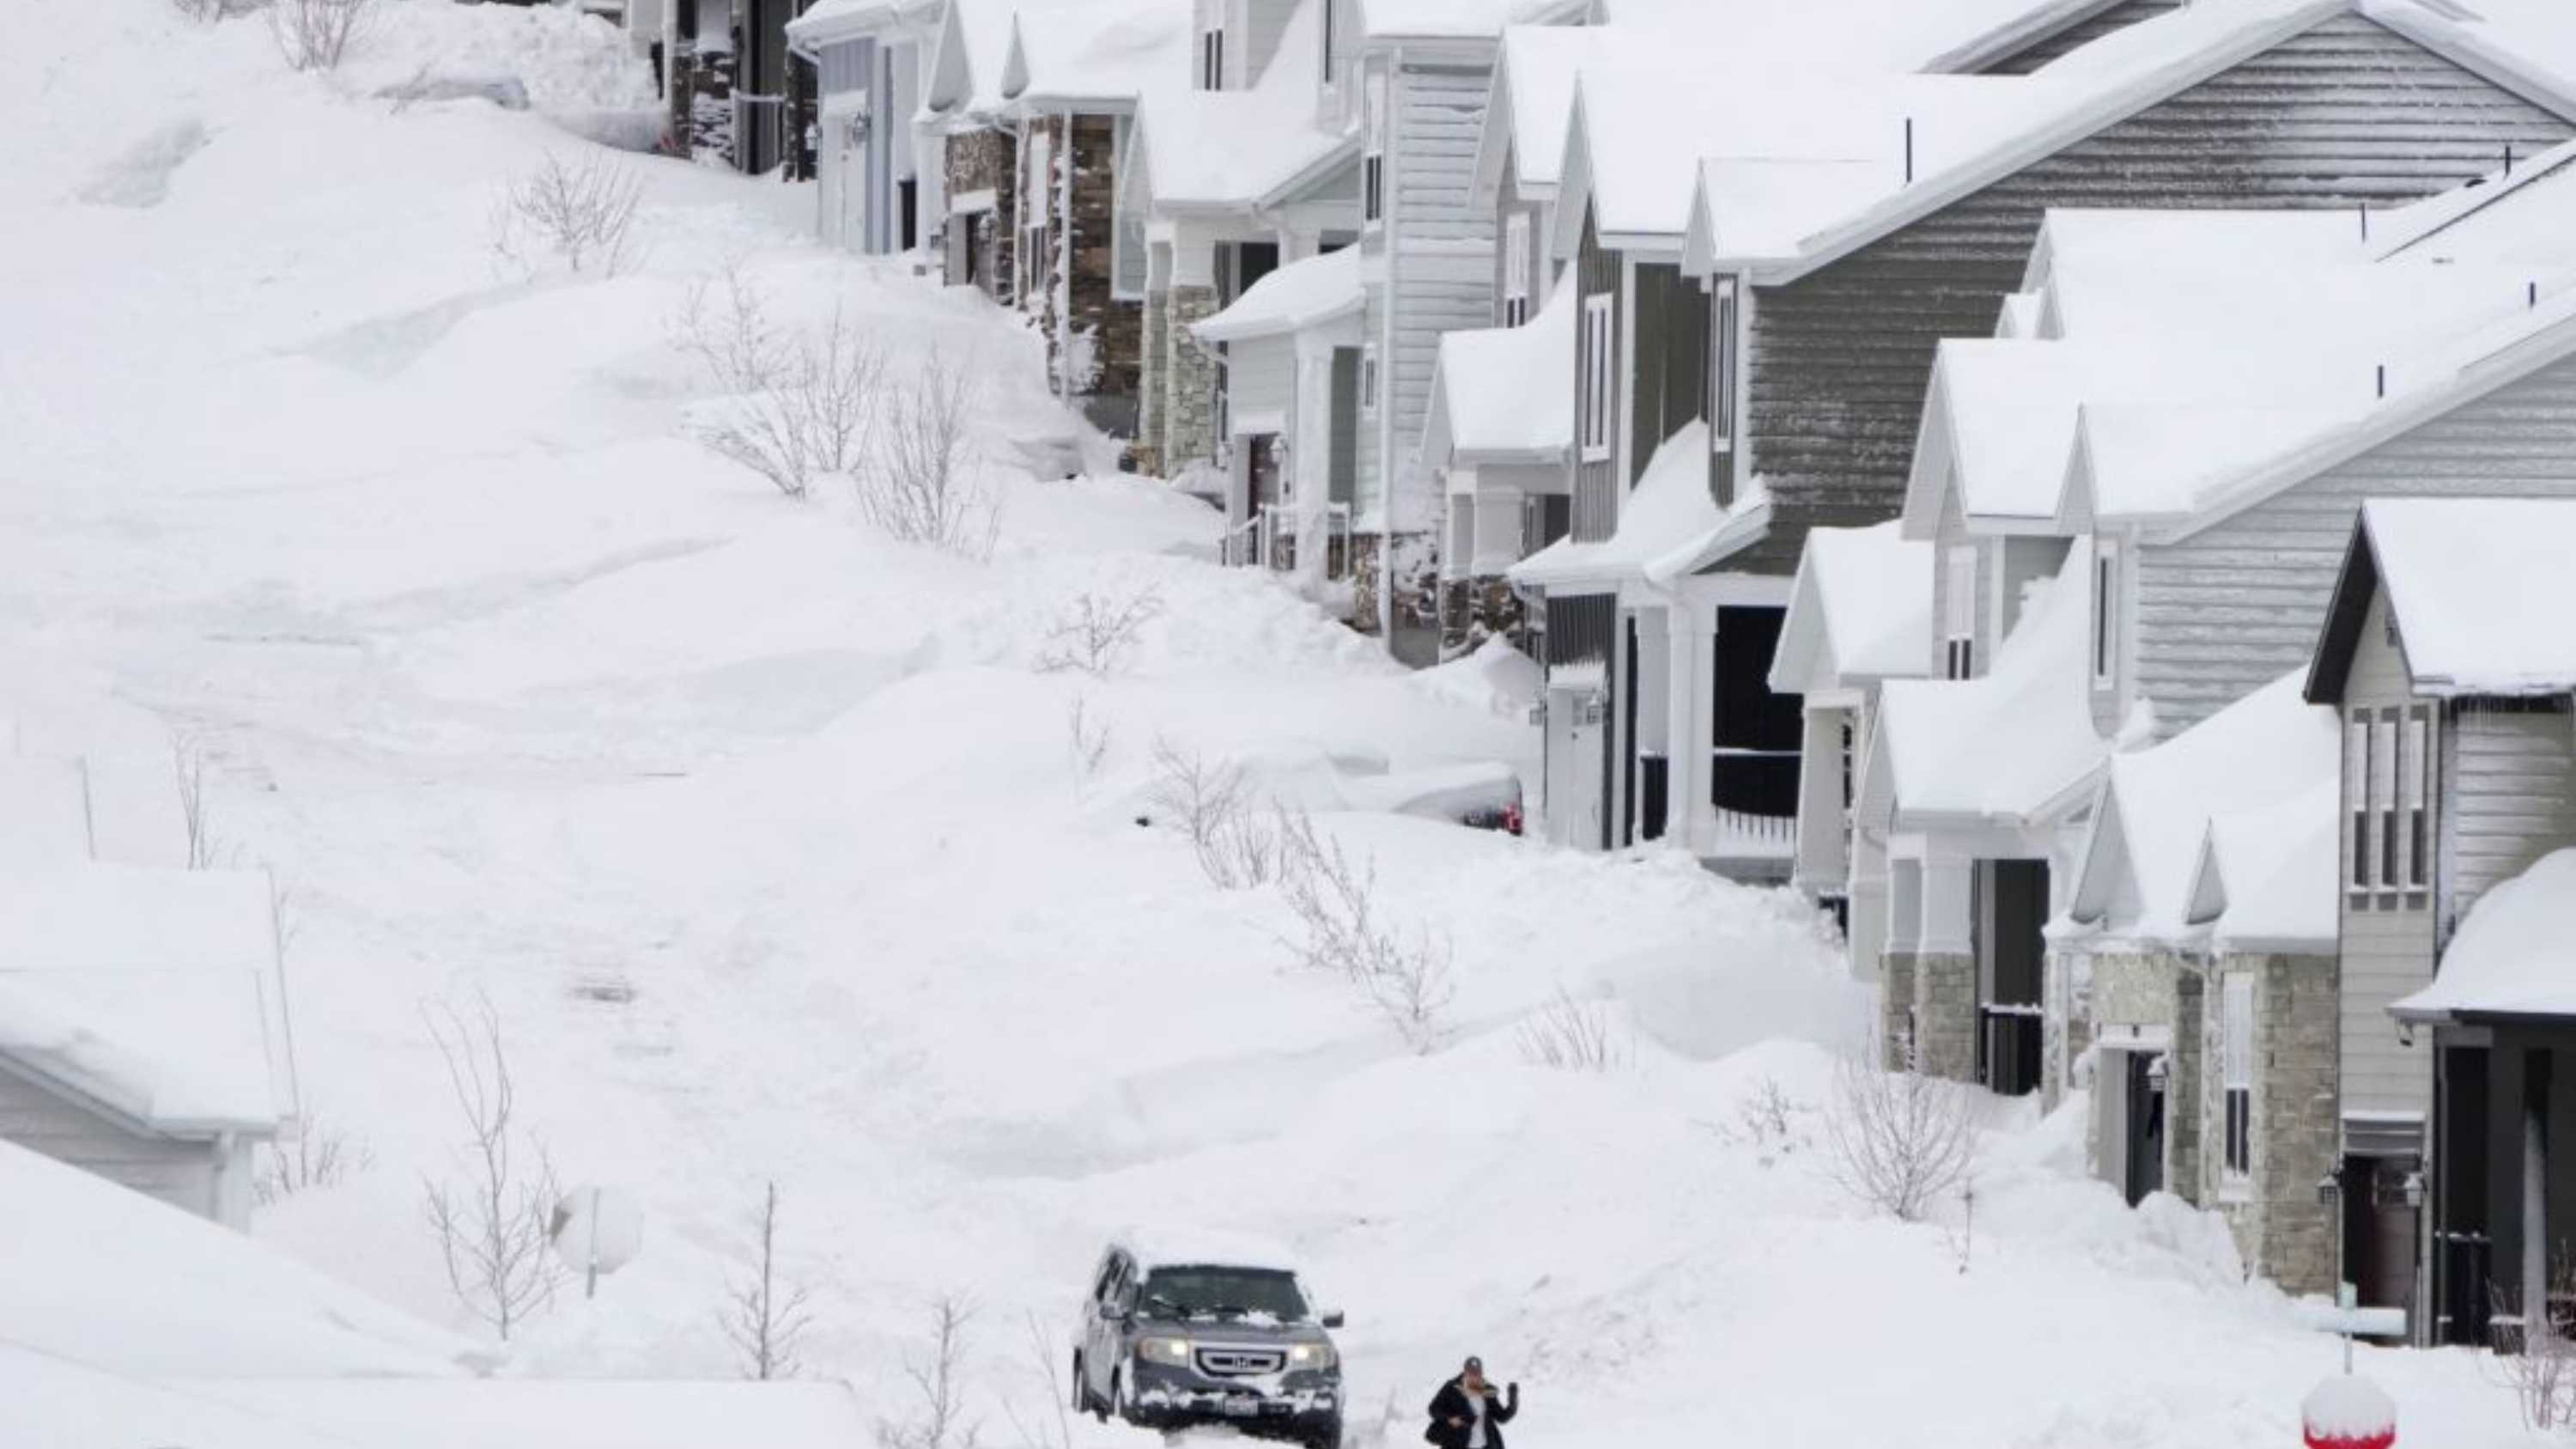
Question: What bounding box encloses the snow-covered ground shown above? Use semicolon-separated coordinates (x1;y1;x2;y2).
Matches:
0;2;2548;1444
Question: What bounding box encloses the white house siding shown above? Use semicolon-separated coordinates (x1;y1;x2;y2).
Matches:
1387;61;1498;527
1927;488;1988;679
2134;352;2576;740
1227;335;1297;431
2338;595;2435;1123
2448;703;2576;931
0;1067;226;1224
1244;0;1299;87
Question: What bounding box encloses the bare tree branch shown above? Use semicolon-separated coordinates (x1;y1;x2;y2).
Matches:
418;991;563;1341
724;1180;813;1379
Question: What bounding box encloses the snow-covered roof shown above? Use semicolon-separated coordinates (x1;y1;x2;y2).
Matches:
1127;0;1347;211
0;866;295;1135
0;1139;472;1379
1194;247;1364;343
2194;774;2342;953
1767;522;1934;696
1508;423;1764;588
927;0;1022;118
2361;498;2576;697
2063;672;2339;949
1005;0;1191;109
1481;25;1603;199
2393;849;2576;1022
1421;280;1576;466
1117;1226;1306;1274
1597;0;2130;75
788;0;942;50
1875;545;2109;824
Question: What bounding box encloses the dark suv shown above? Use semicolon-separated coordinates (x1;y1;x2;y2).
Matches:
1074;1238;1344;1449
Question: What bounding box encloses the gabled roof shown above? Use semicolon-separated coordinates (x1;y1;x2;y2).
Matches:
1423;280;1578;466
787;0;945;52
925;0;1013;118
0;867;295;1136
2060;672;2337;949
1510;423;1765;588
1194;246;1365;343
1682;0;2576;284
2189;773;2342;953
1767;522;1934;696
2393;849;2576;1023
1124;0;1352;214
1469;24;1610;210
1005;0;1191;110
1875;543;2110;825
2309;498;2576;703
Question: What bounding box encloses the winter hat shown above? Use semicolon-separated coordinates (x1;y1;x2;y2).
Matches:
1462;1356;1483;1374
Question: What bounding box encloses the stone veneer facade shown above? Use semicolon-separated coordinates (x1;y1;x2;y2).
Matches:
1134;286;1170;477
1160;285;1221;472
1026;113;1141;443
1440;576;1528;657
1881;952;1919;1068
1911;953;1978;1085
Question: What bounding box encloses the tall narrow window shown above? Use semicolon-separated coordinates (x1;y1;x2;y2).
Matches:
2403;707;2432;892
2091;542;2118;688
1502;212;1531;327
2347;714;2370;895
1359;343;1379;418
1021;126;1053;307
1579;293;1612;460
2372;709;2397;891
2221;974;2253;1183
1709;277;1738;455
1362;76;1385;226
1196;0;1225;89
1942;546;1977;680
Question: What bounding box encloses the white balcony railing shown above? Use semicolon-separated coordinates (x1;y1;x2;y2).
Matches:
1223;503;1353;581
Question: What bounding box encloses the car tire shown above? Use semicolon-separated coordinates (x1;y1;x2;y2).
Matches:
1109;1371;1130;1426
1307;1418;1344;1449
1072;1351;1093;1415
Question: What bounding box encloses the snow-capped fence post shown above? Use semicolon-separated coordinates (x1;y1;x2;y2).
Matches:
2300;1374;2395;1449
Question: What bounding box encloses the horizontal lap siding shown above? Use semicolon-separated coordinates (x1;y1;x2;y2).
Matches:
1750;14;2574;584
2136;356;2576;738
1227;337;1295;430
1245;0;1297;88
2339;904;2435;1117
1573;216;1619;543
1393;64;1498;508
1979;0;2182;75
0;1068;216;1218
2449;705;2576;922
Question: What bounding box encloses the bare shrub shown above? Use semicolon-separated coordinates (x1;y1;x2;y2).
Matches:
270;0;374;71
679;274;884;502
1066;696;1113;782
420;992;564;1341
724;1180;813;1380
879;1296;982;1449
1034;588;1163;678
173;737;217;869
1001;1312;1078;1449
1275;808;1453;1053
1821;1046;1974;1223
173;0;262;20
1515;987;1625;1072
1144;740;1265;886
863;353;992;557
493;152;647;278
254;1112;374;1205
2491;1257;2576;1431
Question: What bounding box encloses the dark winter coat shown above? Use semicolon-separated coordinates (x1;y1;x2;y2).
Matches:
1425;1379;1516;1449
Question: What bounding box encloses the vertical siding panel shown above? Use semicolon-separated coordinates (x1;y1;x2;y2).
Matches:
1572;210;1619;543
1390;63;1501;513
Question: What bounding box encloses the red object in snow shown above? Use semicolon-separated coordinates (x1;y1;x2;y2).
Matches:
2303;1375;2396;1449
1502;801;1524;837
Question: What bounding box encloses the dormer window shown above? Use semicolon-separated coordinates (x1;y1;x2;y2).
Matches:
1709;276;1738;457
1942;546;1976;680
1502;212;1530;326
1363;75;1386;226
1197;0;1225;90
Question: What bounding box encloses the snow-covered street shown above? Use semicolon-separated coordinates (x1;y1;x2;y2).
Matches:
0;3;2555;1445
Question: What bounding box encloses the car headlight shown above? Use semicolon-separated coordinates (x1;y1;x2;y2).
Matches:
1287;1342;1338;1370
1135;1336;1194;1367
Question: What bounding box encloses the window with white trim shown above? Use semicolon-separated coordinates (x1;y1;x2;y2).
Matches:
1020;126;1053;306
1359;343;1379;417
1709;276;1738;455
2346;714;2370;895
1578;293;1612;461
1196;0;1225;90
2221;973;2253;1183
1502;212;1531;327
2091;540;2118;688
1362;75;1386;226
1942;546;1977;680
2372;708;2398;891
2403;706;2432;894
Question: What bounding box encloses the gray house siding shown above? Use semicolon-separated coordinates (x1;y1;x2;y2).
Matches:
1389;62;1500;515
1572;208;1619;543
1245;0;1299;87
817;37;870;95
0;1065;223;1221
2339;593;2438;1122
1628;262;1708;485
1746;14;2573;585
2446;700;2576;933
2135;353;2576;740
1330;347;1360;504
1977;0;2182;76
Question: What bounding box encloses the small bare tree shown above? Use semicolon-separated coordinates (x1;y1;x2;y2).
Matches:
1001;1312;1078;1449
862;353;992;556
173;737;216;869
270;0;374;71
1145;739;1252;879
724;1180;812;1380
1363;929;1455;1055
2492;1258;2576;1432
1066;697;1113;782
879;1296;982;1449
1820;1044;1975;1223
1034;588;1164;678
1274;808;1452;1052
493;153;647;277
679;276;884;502
1515;987;1625;1072
420;992;564;1341
254;1112;374;1205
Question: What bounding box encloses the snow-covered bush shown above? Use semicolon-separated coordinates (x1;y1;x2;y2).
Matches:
1004;1312;1078;1449
492;151;646;278
1275;809;1454;1053
2491;1257;2576;1431
271;0;376;72
1066;696;1113;782
678;276;884;502
863;353;993;557
1034;587;1163;678
1516;987;1626;1072
419;992;563;1342
172;0;262;21
253;1112;374;1205
879;1296;982;1449
1145;740;1271;889
1821;1048;1973;1223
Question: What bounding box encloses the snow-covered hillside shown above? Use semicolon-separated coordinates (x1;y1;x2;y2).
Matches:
0;2;2542;1445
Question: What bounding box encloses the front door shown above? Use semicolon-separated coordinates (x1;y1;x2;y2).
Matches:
2125;1052;2166;1204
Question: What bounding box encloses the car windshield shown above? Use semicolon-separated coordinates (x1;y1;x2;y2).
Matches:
1135;1266;1309;1324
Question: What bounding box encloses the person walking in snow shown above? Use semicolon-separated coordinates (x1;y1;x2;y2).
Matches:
1425;1356;1517;1449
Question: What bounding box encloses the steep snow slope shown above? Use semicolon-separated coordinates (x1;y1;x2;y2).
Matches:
0;3;2542;1446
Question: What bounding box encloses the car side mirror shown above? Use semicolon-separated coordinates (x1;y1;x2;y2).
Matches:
1102;1303;1128;1322
1321;1311;1346;1330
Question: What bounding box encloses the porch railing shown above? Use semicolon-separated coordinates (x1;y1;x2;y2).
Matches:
1223;503;1353;581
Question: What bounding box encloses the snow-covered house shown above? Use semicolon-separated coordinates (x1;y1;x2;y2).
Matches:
1419;277;1576;653
2319;500;2576;1348
789;0;946;260
1190;243;1367;582
1133;0;1363;488
1765;521;1930;965
646;0;811;174
2049;672;2342;1295
1657;0;2576;880
0;867;297;1231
